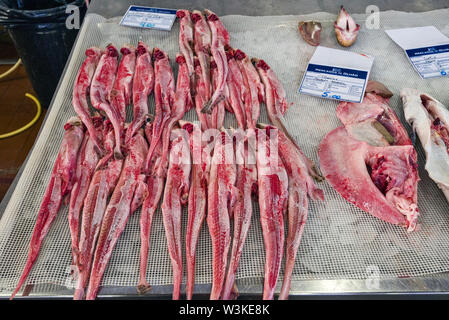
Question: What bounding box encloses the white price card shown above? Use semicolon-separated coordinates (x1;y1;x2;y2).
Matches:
299;46;374;103
120;6;177;31
385;26;449;79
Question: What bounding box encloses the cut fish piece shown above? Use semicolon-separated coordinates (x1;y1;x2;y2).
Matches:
319;126;419;232
334;6;360;47
298;21;322;46
336;92;412;147
401;88;449;201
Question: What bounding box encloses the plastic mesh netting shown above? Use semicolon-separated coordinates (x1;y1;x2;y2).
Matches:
1;9;449;295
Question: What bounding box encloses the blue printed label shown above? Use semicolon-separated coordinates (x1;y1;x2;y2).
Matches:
120;6;177;31
299;64;369;103
405;44;449;78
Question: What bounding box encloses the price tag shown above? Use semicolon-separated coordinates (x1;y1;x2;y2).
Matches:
120;6;177;31
385;26;449;79
299;46;374;103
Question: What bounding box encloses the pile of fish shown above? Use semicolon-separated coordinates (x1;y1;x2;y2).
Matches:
10;9;323;300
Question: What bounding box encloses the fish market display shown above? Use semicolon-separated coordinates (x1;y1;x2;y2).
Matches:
401;89;449;202
319;85;420;232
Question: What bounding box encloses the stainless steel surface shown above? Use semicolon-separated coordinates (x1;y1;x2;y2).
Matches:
1;0;449;299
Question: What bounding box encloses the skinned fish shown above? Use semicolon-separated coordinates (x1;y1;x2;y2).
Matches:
11;117;85;299
161;129;191;300
207;129;239;300
256;127;288;300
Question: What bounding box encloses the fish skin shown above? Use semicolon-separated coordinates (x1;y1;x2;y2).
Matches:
207;129;239;300
72;47;103;154
11;117;85;300
256;127;289;300
125;41;154;145
161;129;191;300
86;131;148;300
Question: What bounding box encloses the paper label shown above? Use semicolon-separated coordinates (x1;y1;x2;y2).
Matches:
386;26;449;79
299;46;373;103
120;6;177;31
